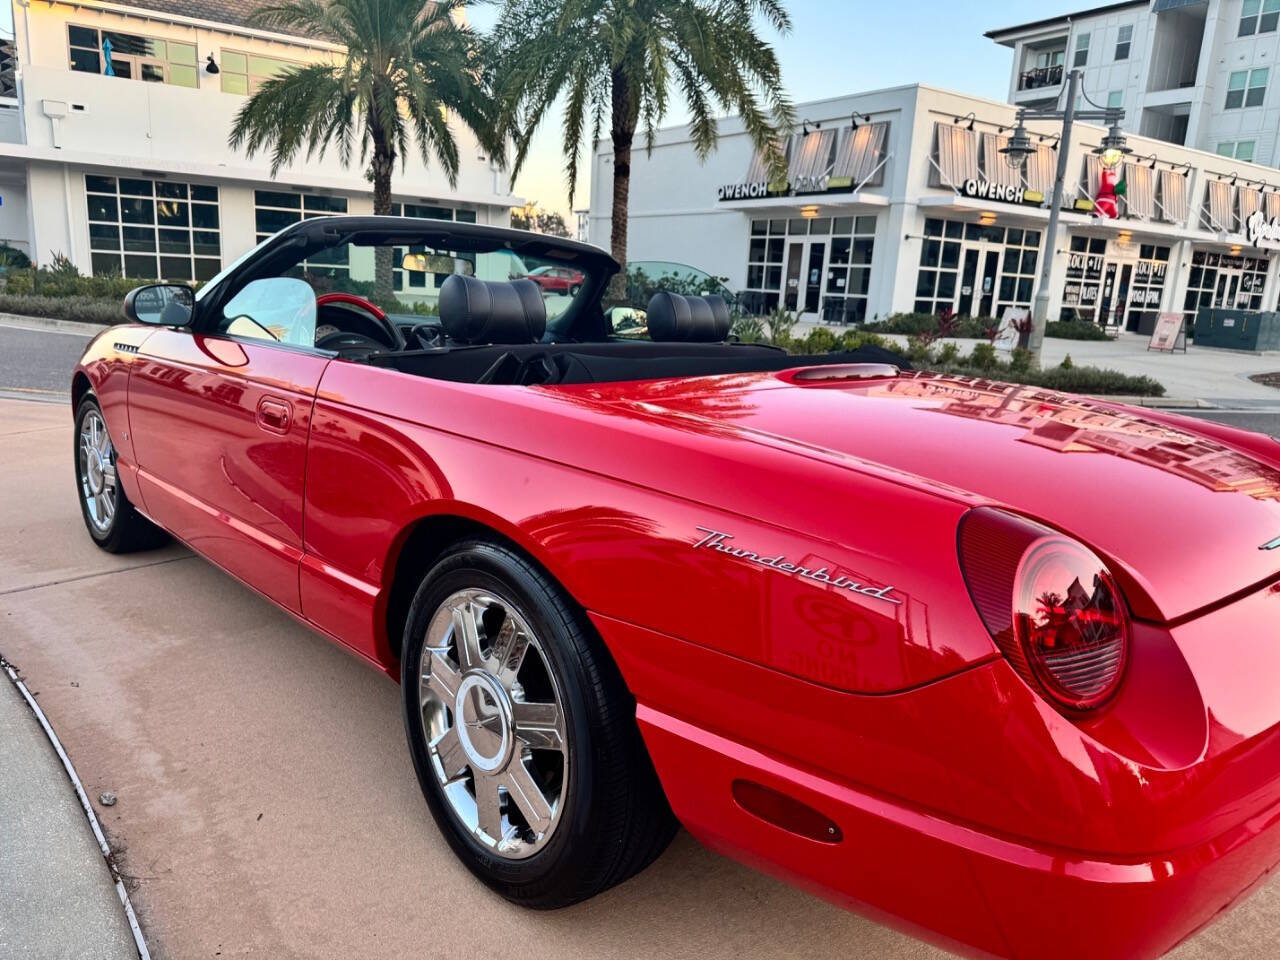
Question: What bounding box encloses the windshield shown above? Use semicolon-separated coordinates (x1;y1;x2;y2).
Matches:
274;238;593;324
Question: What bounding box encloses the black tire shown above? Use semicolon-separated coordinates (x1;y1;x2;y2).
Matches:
74;394;168;554
568;284;581;297
401;539;677;908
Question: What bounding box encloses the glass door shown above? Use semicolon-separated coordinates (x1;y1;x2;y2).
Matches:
802;242;825;318
978;250;1000;317
783;242;805;312
957;249;979;315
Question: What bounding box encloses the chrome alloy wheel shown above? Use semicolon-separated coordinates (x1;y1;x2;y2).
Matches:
78;409;117;533
418;588;569;859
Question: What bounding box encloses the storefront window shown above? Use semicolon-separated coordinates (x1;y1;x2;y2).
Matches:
743;218;786;314
86;175;221;280
914;217;1039;319
1062;238;1168;328
255;190;349;281
1184;250;1270;327
822;215;876;323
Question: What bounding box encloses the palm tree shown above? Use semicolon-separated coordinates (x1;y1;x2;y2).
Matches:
488;0;795;298
229;0;496;298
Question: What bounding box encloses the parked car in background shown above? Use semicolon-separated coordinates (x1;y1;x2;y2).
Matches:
513;264;584;296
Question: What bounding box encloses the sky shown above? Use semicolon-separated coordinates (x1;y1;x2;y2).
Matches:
471;0;1091;219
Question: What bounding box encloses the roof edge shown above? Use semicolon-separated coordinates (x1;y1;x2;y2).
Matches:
984;0;1147;41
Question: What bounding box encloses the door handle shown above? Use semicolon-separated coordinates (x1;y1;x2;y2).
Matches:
256;396;292;435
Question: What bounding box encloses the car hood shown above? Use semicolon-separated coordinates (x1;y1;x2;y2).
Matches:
580;369;1280;622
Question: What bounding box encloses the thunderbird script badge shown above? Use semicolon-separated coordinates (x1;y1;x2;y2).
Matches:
693;527;902;605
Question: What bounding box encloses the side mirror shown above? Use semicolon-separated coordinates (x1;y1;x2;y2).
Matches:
607;306;648;338
124;283;194;326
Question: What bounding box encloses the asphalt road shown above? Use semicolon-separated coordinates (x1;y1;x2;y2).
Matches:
0;321;95;400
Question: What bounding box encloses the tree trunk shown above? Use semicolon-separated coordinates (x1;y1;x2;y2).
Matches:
369;104;396;304
606;68;637;305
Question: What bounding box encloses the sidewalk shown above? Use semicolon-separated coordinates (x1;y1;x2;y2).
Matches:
0;662;142;960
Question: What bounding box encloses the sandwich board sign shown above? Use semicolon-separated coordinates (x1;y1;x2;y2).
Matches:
994;307;1027;353
1147;312;1186;353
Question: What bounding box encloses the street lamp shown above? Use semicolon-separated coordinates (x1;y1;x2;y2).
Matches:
997;69;1127;365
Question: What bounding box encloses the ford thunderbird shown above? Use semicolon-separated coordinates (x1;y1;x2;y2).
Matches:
72;217;1280;959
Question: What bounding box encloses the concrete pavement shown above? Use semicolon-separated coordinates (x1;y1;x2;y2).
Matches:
2;390;1280;959
0;671;139;960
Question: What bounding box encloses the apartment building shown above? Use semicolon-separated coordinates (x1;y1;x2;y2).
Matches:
988;0;1280;166
0;0;514;293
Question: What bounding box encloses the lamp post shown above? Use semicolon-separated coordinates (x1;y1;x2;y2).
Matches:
999;68;1128;364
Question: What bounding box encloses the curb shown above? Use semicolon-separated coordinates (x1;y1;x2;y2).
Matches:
0;313;112;336
1;656;152;960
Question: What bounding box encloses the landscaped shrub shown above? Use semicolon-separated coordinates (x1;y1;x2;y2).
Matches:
967;342;999;371
0;294;123;325
1045;319;1111;341
863;312;988;338
927;360;1163;396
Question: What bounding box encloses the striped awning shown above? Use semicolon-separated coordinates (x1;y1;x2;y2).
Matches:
833;122;889;186
1157;169;1189;224
788;128;837;183
1238;186;1263;223
1081;155;1102;201
1267;191;1280;221
1024;143;1057;195
1204;180;1235;232
979;133;1021;189
1123;163;1156;219
929;123;979;189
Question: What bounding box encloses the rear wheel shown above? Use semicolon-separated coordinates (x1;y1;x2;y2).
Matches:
74;395;168;553
401;539;676;907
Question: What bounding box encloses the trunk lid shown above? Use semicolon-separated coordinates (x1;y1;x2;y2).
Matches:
589;370;1280;621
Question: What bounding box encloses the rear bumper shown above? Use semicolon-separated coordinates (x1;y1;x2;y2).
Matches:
638;705;1280;960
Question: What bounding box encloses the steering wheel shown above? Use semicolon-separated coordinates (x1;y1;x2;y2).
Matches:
315;292;404;350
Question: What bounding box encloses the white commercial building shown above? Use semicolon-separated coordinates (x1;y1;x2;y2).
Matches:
989;0;1280;165
0;0;513;292
588;82;1280;331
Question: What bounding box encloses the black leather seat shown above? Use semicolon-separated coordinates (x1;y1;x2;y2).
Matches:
439;274;546;344
646;291;732;342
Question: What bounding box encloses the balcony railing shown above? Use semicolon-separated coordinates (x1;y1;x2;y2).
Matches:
1018;64;1064;91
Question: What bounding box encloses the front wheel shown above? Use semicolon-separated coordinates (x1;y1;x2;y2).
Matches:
401;539;676;908
74;394;168;553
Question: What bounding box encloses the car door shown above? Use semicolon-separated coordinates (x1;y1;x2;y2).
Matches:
129;277;329;614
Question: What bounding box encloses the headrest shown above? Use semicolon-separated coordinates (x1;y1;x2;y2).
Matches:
646;291;732;342
439;275;546;344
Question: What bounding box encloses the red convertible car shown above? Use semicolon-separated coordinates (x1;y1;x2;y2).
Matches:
73;217;1280;960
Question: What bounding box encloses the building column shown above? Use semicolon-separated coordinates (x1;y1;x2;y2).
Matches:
1262;250;1280;312
1163;238;1195;317
869;200;916;319
1036;220;1071;323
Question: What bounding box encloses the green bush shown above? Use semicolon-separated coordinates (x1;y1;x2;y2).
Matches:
967;342;999;371
839;329;891;351
731;314;765;343
5;265;141;300
0;293;123;325
863;312;988;339
935;341;961;365
1060;353;1074;370
928;361;1164;396
1045;320;1111;341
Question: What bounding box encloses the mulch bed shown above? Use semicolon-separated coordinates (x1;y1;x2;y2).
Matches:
1249;373;1280;389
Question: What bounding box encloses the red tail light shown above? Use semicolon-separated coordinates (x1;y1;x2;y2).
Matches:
959;507;1131;713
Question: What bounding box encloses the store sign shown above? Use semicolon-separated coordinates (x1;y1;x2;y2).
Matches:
1246;210;1280;251
718;181;772;201
961;178;1045;207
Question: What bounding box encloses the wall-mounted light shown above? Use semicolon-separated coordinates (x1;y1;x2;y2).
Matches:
1230;244;1243;255
800;119;822;136
205;54;219;75
850;111;872;130
799;204;820;219
1116;230;1133;248
953;112;977;132
978;211;997;226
